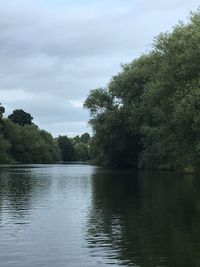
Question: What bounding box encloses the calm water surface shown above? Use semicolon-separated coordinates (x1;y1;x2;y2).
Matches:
0;164;200;266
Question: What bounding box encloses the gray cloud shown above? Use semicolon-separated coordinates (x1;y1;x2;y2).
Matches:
0;0;199;136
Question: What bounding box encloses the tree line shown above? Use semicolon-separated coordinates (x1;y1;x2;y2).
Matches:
0;107;91;164
84;10;200;171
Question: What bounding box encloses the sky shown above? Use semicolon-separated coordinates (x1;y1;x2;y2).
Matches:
0;0;199;137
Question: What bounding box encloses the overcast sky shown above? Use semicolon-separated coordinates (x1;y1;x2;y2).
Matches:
0;0;199;137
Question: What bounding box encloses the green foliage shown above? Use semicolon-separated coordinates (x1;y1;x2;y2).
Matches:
0;108;61;164
17;126;61;163
74;143;90;161
69;133;91;161
85;10;200;170
2;119;23;162
8;109;33;126
80;132;90;144
84;88;113;115
0;134;13;163
72;135;81;144
57;135;75;161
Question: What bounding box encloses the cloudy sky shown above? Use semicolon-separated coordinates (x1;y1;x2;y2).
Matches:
0;0;199;137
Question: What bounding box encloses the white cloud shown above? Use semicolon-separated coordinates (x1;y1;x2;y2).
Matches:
69;99;84;108
1;89;34;103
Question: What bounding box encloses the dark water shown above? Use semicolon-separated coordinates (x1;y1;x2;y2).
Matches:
0;165;200;267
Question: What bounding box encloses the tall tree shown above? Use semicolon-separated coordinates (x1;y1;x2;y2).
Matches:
85;10;200;170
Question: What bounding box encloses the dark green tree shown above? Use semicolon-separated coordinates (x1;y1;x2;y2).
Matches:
85;10;200;170
72;135;81;144
74;143;90;161
8;109;33;126
57;135;75;162
80;132;90;144
2;119;22;162
84;85;142;168
0;135;12;163
0;118;61;164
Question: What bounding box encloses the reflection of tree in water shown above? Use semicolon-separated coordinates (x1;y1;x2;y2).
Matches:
0;167;52;224
86;170;200;267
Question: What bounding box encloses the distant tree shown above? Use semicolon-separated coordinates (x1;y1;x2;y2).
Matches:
80;132;90;144
57;135;75;161
8;109;33;126
73;135;80;144
0;103;5;119
74;143;90;161
15;125;61;163
37;130;61;163
1;119;61;164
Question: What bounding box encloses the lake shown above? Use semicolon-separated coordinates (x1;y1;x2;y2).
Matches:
0;164;200;267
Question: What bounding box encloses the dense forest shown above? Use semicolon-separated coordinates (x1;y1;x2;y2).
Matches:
0;107;91;164
84;10;200;171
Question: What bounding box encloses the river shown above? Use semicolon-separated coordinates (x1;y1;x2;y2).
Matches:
0;164;200;266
